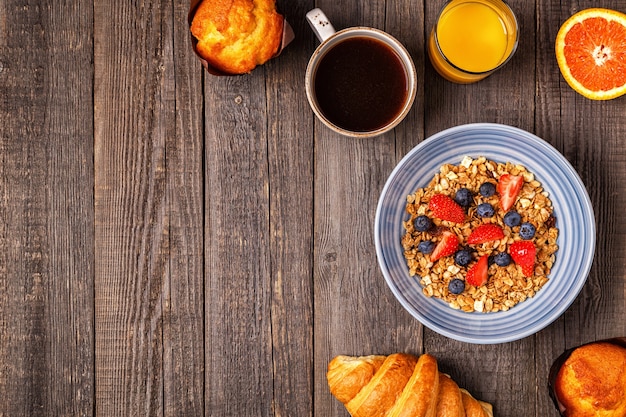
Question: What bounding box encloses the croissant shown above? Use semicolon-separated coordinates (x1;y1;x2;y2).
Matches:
327;353;493;417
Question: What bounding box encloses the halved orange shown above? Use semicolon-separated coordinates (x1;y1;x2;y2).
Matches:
556;8;626;100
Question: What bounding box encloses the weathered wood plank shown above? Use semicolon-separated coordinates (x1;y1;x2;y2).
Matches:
162;2;205;416
311;2;426;416
203;70;274;416
0;1;95;416
94;0;172;414
388;0;427;159
266;1;316;416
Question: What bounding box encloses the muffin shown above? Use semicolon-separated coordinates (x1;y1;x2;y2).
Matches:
190;0;284;74
553;341;626;416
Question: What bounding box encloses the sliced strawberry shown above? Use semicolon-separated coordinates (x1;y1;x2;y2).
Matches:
428;194;466;223
497;174;523;211
467;224;505;244
430;231;459;262
509;241;536;277
466;254;489;287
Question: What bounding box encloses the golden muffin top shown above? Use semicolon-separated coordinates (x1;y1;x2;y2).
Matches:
190;0;283;74
555;342;626;417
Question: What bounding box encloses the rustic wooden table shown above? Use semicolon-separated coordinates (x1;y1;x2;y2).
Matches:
1;0;625;415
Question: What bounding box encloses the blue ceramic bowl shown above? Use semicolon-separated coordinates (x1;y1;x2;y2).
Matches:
375;123;595;344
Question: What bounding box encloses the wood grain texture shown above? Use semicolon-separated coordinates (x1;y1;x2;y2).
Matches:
2;0;626;416
162;1;205;416
203;71;274;416
95;0;206;413
311;2;425;416
0;1;95;416
266;1;315;416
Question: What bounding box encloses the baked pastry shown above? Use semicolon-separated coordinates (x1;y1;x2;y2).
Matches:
388;354;439;417
190;0;284;74
460;389;494;417
436;374;464;417
327;353;493;417
553;342;626;416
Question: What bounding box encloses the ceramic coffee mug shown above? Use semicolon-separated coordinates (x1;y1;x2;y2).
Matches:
305;9;417;138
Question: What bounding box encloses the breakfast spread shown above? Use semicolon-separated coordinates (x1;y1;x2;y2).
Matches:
327;353;493;417
183;3;615;413
401;156;559;313
190;0;284;74
553;341;626;416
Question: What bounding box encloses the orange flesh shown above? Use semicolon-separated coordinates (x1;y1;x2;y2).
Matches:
564;17;626;91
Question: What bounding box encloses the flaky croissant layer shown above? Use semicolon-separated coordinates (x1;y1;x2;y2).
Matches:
327;353;493;417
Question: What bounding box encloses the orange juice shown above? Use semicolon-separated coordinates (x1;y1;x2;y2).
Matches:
428;0;518;83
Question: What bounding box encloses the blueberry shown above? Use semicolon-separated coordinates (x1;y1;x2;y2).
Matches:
476;203;495;217
493;252;512;267
448;278;465;295
454;249;472;267
418;240;436;254
454;188;473;208
414;215;432;232
503;211;522;227
519;222;536;240
479;182;496;197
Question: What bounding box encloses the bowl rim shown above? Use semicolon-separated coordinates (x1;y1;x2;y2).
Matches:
375;122;596;344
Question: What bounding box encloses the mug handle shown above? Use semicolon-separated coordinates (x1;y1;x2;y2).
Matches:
306;8;336;43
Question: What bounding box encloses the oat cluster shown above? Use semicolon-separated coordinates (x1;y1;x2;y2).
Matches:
401;156;559;313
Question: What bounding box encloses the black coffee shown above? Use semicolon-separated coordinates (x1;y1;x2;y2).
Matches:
314;36;409;132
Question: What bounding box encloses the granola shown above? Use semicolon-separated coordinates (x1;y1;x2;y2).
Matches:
401;156;559;313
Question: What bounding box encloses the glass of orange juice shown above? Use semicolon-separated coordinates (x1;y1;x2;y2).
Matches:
428;0;518;83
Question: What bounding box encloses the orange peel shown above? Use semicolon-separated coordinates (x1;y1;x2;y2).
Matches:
556;8;626;100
